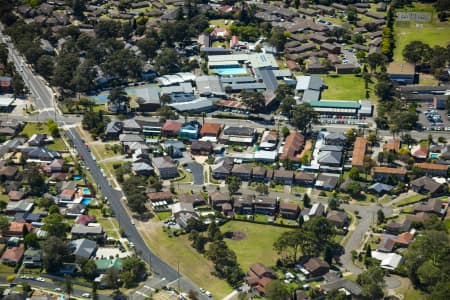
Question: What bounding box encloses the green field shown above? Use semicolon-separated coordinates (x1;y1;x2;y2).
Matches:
393;3;450;61
394;194;428;207
321;75;376;101
220;221;292;271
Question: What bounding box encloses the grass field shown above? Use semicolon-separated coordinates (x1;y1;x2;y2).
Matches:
393;3;450;61
321;75;376;101
20;123;67;151
220;221;292;271
394;194;428;207
141;226;232;298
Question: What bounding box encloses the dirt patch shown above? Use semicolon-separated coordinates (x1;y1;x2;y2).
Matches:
225;231;247;241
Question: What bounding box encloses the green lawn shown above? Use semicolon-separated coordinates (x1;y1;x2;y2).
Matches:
393;3;450;61
394;194;428;207
321;75;376;101
220;221;292;271
20;123;67;151
155;211;172;221
142;228;232;298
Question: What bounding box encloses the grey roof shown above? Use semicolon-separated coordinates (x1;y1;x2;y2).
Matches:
223;126;255;136
71;224;103;235
368;183;393;194
132;162;154;172
119;134;144;143
322;279;362;296
168;97;214;112
105;121;122;134
69;238;97;258
318;151;342;165
302;89;321;102
309;76;324;90
254;67;278;91
195;75;225;96
28;148;60;160
220;76;256;84
315;174;340;189
122;119;142;130
320;145;344;152
153;156;176;169
325;132;347;141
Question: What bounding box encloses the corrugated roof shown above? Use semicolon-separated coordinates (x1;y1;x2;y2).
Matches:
310;100;360;109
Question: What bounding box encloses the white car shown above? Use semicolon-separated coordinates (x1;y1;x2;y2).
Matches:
54;288;62;292
82;293;91;298
199;288;206;293
36;277;45;282
205;291;212;298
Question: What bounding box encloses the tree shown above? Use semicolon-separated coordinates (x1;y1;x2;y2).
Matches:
42;213;69;238
328;197;340;211
21;166;46;195
357;267;385;300
0;215;9;236
403;41;432;65
291;103;319;134
154;48;182;75
264;280;290;300
24;232;39;249
279;96;296;118
240;91;265;113
346;5;358;23
375;80;394;101
347;181;362;197
121;256;147;287
367;53;386;73
429;281;450;300
268;27;287;52
72;0;86;19
136;38;158;60
52;52;79;91
227;176;241;194
108;87;129;114
104;267;121;289
303;217;335;255
42;237;71;273
255;183;269;195
324;244;334;265
327;288;347;300
12;74;27;98
207;221;222;242
348;167;360;181
82;259;98;281
47;119;59;137
281;126;290;138
377;209;385;225
36;55;54;78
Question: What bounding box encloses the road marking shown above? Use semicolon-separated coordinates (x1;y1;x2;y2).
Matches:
167;278;179;286
135;291;149;297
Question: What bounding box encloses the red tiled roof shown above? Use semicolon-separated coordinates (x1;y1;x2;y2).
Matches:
373;167;407;175
383;139;400;152
395;232;413;245
415;162;448;171
200;123;222;136
352;137;367;167
8;222;32;234
147;191;173;201
280;131;305;160
162;121;182;132
1;246;24;262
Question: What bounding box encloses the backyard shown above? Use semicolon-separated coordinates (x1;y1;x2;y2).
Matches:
393;2;450;61
220;221;292;272
321;75;376;101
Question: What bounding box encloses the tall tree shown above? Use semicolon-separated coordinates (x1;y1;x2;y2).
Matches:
42;237;71;273
227;176;242;195
357;267;385;300
64;276;73;300
264;280;290;300
291;103;319;134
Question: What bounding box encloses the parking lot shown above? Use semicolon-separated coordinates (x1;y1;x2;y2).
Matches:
418;104;450;131
319;114;369;126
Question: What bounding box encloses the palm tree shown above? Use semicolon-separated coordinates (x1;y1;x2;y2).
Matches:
64;276;73;300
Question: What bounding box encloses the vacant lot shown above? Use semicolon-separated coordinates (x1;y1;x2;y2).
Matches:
140;224;232;298
393;3;450;61
220;221;292;271
321;75;376;101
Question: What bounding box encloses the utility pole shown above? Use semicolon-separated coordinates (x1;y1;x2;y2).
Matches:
177;261;180;294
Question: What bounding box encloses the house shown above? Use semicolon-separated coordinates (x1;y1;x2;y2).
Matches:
371;252;403;270
209;191;231;210
48;159;64;173
259;131;278;151
273;170;294;185
148;191;174;204
234;195;254;215
376;2;387;11
279;202;300;219
253;196;277;215
335;64;358;74
411;144;428;160
75;215;96;226
69;238;98;259
324;132;346;146
212;157;233;179
152;156;178;179
28;134;47;147
95;257;123;273
179;121;201;140
178;193;206;207
200;123;222;140
352;137;367;170
280;132;305;161
231;164;253;181
252;166;267;182
8;191;25;201
0;76;12;92
320;43;340;54
372;167;407;181
58;189;76;203
303;257;330;277
122;119;142;134
190;141;212;155
161;121;182;138
315;173;339;190
326;210;348;228
368;182;394;195
172;202;199;228
318;146;343;167
6;200;34;214
302;203;325;222
385;213;430;233
410;176;443;195
219;126;256;145
211;27;230;39
387;62;416;85
383;139;401;152
0;166;18;180
321;279;362;298
1;246;24;266
26;148;61;161
5;222;33;237
246;263;277;296
132;161;154;176
413;198;444;215
22;249;42;268
414;162;448;177
295;172;316;186
70;224;105;239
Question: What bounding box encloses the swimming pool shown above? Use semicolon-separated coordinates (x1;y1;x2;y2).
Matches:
90;94;109;104
73;175;82;181
213;67;248;76
81;198;92;206
429;153;439;159
82;187;90;195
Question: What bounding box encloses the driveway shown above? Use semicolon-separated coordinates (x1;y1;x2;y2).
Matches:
187;162;204;185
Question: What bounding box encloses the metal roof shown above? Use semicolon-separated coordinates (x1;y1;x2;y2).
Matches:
309;100;360;109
